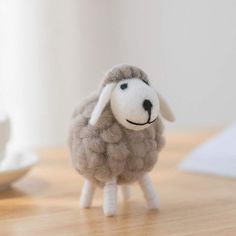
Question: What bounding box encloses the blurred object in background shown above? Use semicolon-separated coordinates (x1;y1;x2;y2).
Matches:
0;0;117;150
0;0;236;149
0;98;38;192
180;123;236;178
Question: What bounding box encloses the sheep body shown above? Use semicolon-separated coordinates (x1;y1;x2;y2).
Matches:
69;91;165;187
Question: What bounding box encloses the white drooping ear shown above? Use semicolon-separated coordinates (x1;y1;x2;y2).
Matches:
89;82;116;125
156;92;175;122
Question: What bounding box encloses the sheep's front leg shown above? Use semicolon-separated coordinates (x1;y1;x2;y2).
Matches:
138;174;160;210
80;179;96;208
103;177;117;216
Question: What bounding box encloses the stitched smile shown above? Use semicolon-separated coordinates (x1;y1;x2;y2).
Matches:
126;118;156;126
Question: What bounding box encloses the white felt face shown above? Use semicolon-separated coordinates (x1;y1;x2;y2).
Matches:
110;78;160;130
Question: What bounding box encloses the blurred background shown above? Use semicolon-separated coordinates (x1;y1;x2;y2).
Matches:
0;0;236;150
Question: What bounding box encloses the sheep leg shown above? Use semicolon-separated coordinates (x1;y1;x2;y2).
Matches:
121;185;131;201
80;179;96;208
138;174;160;210
103;177;117;216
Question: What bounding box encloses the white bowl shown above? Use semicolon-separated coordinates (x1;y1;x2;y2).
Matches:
0;151;38;191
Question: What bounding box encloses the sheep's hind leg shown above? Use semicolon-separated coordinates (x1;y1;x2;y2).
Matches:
121;185;131;201
80;179;96;208
103;177;117;216
138;174;160;210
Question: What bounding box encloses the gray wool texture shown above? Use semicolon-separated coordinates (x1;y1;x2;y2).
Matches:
68;65;165;187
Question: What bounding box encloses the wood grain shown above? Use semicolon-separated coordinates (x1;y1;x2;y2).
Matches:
0;129;235;236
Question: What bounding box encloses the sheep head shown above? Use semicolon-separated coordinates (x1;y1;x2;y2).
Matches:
89;65;175;131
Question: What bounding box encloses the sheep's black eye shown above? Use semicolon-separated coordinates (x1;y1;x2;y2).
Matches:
120;83;128;90
142;80;149;85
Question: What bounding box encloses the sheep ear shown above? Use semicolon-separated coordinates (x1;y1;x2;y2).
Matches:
156;92;175;122
89;83;116;125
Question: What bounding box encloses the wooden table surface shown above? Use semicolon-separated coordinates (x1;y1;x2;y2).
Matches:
0;130;235;236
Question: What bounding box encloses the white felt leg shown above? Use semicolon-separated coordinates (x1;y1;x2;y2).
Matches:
138;174;160;210
80;179;96;208
103;177;117;217
121;185;131;201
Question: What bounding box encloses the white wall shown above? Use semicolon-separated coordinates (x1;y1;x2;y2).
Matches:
158;0;236;129
0;0;236;149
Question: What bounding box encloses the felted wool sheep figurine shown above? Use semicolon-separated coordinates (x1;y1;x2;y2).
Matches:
68;64;175;216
